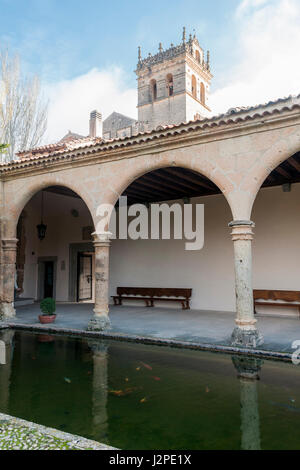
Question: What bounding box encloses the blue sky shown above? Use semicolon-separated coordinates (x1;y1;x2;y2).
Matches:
1;0;239;87
1;0;300;142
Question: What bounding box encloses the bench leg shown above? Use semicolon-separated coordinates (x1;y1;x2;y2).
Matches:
145;299;151;307
118;297;123;306
113;298;118;306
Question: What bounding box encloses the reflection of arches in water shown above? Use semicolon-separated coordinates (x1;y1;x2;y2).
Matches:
232;356;262;451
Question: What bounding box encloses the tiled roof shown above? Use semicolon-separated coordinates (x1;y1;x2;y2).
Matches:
2;93;300;173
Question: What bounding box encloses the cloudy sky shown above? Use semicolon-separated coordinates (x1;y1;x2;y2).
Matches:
1;0;300;143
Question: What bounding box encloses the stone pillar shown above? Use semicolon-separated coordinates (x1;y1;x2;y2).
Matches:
232;356;262;450
88;232;111;331
0;239;18;320
229;221;263;348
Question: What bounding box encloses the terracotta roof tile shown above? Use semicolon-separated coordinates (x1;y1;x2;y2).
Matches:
2;93;300;173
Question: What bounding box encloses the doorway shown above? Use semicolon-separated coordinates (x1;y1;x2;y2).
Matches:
44;261;54;298
37;257;57;300
77;253;93;302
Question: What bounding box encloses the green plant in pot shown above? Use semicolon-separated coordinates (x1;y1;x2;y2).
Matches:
39;298;56;324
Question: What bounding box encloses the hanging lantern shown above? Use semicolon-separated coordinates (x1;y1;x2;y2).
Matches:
37;191;47;241
37;222;47;241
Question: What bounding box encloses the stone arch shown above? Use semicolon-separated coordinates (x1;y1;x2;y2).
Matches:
150;79;157;101
96;152;236;232
4;176;96;238
247;137;300;219
166;73;174;97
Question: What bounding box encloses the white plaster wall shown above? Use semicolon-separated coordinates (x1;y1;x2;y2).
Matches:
252;183;300;316
109;193;236;311
20;183;300;316
22;191;94;301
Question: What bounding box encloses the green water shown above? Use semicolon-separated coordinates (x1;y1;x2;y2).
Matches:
0;330;300;450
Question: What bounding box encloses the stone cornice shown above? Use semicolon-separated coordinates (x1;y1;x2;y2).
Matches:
1;100;300;181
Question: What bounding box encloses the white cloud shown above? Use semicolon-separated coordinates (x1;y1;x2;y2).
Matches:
236;0;271;18
45;0;300;142
45;67;137;143
211;0;300;114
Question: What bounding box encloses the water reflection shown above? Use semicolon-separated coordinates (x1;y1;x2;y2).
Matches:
232;356;262;450
88;340;108;442
0;331;297;449
0;330;15;412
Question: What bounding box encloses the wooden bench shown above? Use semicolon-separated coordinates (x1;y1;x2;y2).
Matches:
112;287;192;310
253;289;300;315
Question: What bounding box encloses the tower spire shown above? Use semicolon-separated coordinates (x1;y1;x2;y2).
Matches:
182;26;186;44
138;46;142;62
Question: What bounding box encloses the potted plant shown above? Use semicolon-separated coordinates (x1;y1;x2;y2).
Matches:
39;298;56;324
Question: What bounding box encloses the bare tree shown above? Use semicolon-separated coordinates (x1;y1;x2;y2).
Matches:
0;49;48;162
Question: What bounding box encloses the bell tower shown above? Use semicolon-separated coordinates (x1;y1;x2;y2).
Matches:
136;28;213;131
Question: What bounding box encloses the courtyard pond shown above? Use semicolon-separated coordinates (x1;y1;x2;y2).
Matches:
0;330;300;450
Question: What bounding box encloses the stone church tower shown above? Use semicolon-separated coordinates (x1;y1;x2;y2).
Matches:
136;28;213;131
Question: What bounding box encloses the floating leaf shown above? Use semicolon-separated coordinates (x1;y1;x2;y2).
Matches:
64;378;71;384
140;362;153;371
152;376;161;381
140;397;147;403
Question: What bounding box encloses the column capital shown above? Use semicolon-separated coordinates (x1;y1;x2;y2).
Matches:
92;232;112;247
1;238;18;252
229;221;255;242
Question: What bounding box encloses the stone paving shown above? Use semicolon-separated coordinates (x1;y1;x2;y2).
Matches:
0;413;115;450
8;302;300;354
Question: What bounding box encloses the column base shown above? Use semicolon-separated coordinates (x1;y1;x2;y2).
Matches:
87;315;111;332
231;326;264;349
0;302;16;322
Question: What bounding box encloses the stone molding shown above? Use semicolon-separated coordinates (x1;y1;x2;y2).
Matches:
229;221;255;242
92;232;112;248
1;239;18;252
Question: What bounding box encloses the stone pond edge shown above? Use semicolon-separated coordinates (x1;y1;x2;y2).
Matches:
0;412;117;450
4;321;293;363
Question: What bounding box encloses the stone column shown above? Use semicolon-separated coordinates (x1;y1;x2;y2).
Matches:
0;239;18;320
88;232;111;331
232;356;262;451
229;221;263;348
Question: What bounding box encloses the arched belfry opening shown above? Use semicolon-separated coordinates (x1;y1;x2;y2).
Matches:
15;185;95;307
109;166;235;315
191;75;197;99
150;79;157;101
166;74;174;97
251;150;300;318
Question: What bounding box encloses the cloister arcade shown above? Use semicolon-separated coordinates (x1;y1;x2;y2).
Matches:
0;95;299;348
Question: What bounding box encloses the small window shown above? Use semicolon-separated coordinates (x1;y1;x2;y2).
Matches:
191;75;197;99
166;74;174;97
150;79;157;101
200;82;205;104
